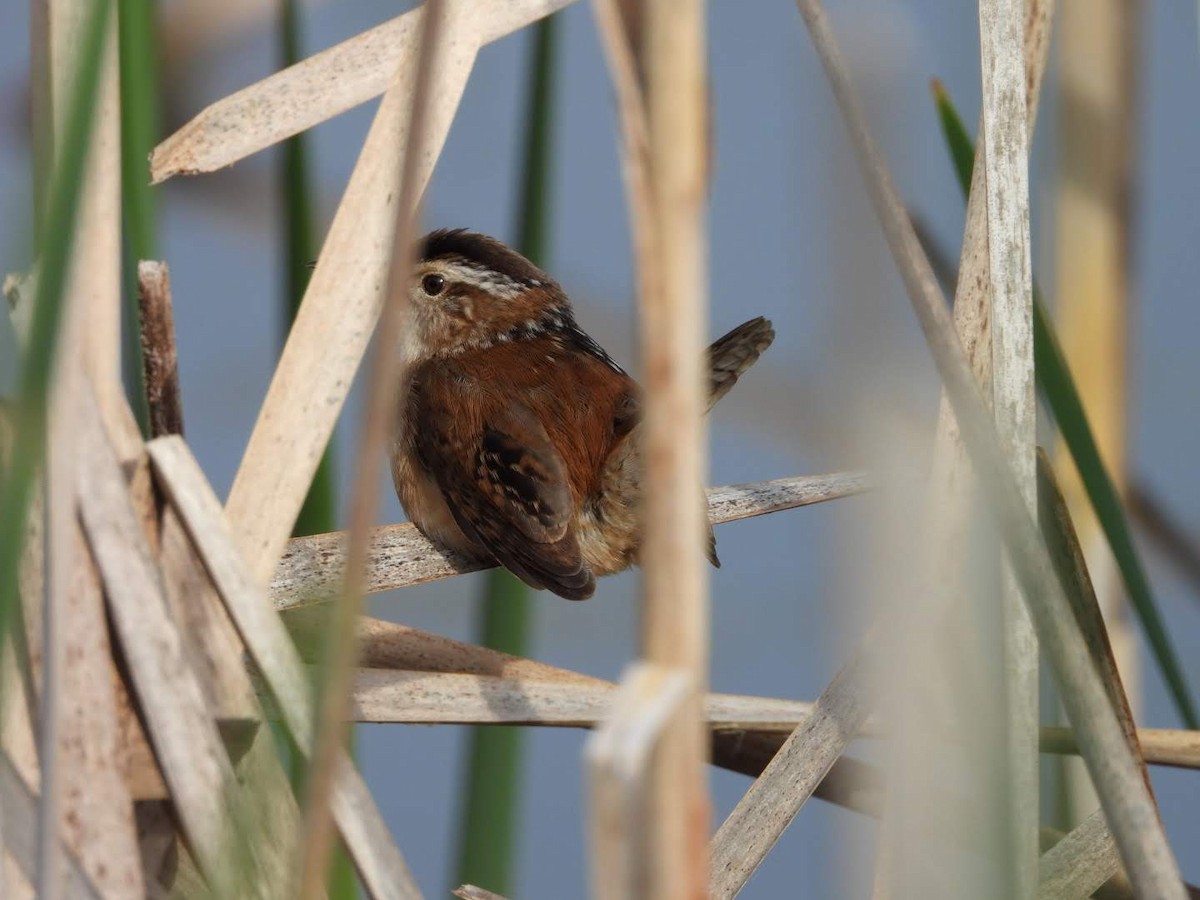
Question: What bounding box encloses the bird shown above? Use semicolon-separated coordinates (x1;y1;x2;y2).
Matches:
391;228;774;600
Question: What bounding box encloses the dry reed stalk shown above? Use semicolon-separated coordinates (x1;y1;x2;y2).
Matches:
131;247;310;891
2;643;42;900
709;629;879;897
285;610;608;685
587;664;693;899
342;668;814;730
1036;452;1151;892
74;391;253;896
36;3;140;894
39;206;74;900
136;281;306;894
790;0;1182;894
135;259;306;893
0;640;39;788
169;539;309;887
46;0;123;414
591;0;656;300
12;501;43;738
48;528;145;898
283;611;1200;770
1038;452;1152;794
289;610;881;832
147;435;420;900
726;723;1200;779
1040;728;1199;770
155;501;309;893
150;0;581;182
917;27;1053;870
331;663;1200;769
604;0;868;888
1036;809;1124;900
157;509;263;739
628;0;713;892
137;262;184;439
1;753;102;900
977;0;1039;889
453;885;508;900
270;472;865;607
113;680;168;800
37;5;78;894
1053;0;1140;824
930;0;1052;407
295;4;448;896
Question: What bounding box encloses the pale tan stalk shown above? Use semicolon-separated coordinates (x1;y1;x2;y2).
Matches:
295;4;449;896
977;0;1039;889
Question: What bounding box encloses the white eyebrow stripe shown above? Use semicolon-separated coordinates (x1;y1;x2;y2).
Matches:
439;261;531;299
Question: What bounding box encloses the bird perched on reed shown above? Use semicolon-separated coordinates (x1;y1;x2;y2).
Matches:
391;229;774;600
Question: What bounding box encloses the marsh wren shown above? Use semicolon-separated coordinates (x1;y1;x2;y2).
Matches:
391;229;774;600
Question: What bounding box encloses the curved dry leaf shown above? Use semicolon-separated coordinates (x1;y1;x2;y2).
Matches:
151;0;581;182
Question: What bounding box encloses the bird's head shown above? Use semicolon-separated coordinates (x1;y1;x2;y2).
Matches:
403;229;573;362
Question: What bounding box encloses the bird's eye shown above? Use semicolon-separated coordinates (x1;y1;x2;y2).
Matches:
421;274;446;296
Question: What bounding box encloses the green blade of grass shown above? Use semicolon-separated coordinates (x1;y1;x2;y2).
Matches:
0;0;111;652
275;2;352;897
453;15;559;895
932;81;1199;729
117;0;157;434
932;80;977;195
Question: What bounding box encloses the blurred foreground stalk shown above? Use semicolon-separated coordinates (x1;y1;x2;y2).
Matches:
454;15;559;895
276;2;352;897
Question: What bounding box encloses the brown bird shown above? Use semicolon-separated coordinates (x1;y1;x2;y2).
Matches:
391;229;774;600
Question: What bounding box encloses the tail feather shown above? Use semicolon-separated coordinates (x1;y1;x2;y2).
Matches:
702;316;771;569
706;316;775;411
